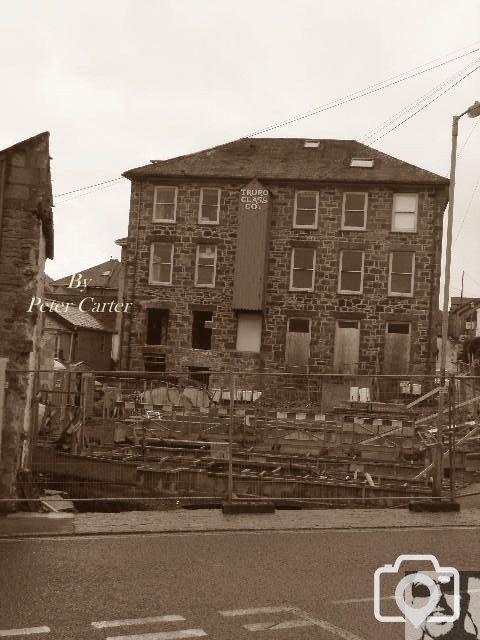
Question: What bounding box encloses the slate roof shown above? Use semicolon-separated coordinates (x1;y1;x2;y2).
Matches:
48;302;113;332
51;259;121;289
123;138;449;185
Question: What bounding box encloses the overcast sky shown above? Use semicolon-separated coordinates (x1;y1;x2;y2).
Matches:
1;0;479;301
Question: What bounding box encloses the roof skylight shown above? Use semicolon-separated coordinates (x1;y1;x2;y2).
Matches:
350;158;374;168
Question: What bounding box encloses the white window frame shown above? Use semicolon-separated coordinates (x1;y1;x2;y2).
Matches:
388;251;415;297
152;186;178;223
391;193;418;233
198;187;221;224
293;190;319;229
341;192;368;230
338;250;365;294
194;244;218;288
149;242;174;285
289;247;316;292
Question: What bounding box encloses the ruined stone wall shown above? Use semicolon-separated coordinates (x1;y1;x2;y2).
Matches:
0;133;52;504
120;178;447;379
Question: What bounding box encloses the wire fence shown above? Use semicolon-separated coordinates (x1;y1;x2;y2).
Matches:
2;367;480;511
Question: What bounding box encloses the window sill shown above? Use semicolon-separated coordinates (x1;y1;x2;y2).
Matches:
148;281;173;286
337;291;363;295
198;220;220;225
388;293;414;298
194;284;216;289
341;227;367;232
289;288;315;293
292;224;318;230
152;219;176;224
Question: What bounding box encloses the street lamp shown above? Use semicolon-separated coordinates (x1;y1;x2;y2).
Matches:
435;100;480;499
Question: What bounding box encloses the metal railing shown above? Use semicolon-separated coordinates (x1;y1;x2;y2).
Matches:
1;366;479;511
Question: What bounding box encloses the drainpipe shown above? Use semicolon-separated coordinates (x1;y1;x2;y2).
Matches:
126;181;142;370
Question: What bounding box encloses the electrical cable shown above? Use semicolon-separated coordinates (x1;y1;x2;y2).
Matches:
243;48;480;138
54;177;126;199
453;173;480;246
54;177;128;204
368;61;480;144
457;119;479;159
52;43;480;203
360;57;480;144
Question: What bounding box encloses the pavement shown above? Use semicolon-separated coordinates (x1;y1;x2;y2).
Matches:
1;505;480;538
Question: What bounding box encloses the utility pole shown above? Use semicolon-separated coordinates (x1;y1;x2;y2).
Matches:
436;100;480;500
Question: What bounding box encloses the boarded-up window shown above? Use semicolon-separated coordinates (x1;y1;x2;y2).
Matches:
294;191;318;228
384;322;411;374
342;193;367;229
285;318;311;365
333;320;360;373
146;309;168;345
389;252;414;296
290;248;316;291
338;250;364;293
236;313;262;352
149;242;174;285
153;186;177;222
192;311;213;350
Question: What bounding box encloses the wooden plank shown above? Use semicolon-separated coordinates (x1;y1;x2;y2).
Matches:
406;386;442;409
415;393;480;425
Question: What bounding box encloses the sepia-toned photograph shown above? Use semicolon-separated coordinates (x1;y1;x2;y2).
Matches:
1;1;480;639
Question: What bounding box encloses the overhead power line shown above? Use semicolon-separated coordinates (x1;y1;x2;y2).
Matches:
54;177;126;199
359;56;480;144
244;48;480;138
52;42;480;204
366;60;480;145
453;173;480;246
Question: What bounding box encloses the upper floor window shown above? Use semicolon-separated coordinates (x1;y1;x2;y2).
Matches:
338;250;364;294
149;242;174;285
293;191;319;228
342;193;368;230
153;186;177;223
199;188;221;224
388;251;415;296
289;247;316;291
195;244;217;287
392;194;418;232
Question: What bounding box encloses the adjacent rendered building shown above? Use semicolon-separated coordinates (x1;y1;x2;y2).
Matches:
119;138;449;381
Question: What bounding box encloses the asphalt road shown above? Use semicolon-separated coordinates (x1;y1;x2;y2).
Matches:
0;528;479;640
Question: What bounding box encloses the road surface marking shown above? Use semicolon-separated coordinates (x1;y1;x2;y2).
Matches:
244;620;314;631
92;616;185;629
0;628;50;637
219;606;296;616
332;595;396;604
105;631;207;640
220;605;367;640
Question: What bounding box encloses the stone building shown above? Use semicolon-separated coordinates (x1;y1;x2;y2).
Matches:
0;132;53;502
119;138;449;382
47;258;121;366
